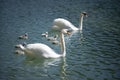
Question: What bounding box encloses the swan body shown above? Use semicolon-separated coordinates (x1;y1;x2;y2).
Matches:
18;43;62;58
16;29;67;58
52;12;87;31
52;18;79;31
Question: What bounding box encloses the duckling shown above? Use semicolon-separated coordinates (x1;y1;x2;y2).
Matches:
47;34;58;41
51;40;60;45
41;32;48;37
18;33;28;39
14;50;24;54
15;42;27;48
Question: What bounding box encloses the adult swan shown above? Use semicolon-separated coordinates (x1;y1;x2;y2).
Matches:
52;12;87;31
16;29;68;58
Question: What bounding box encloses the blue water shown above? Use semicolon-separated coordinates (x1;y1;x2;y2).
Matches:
0;0;120;80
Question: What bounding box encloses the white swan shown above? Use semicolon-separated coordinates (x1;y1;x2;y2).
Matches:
52;12;87;31
15;29;67;58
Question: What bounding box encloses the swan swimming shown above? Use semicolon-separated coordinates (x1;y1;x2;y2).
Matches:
52;12;87;31
15;29;68;58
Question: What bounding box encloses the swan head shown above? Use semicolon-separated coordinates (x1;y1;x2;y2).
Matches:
81;12;87;17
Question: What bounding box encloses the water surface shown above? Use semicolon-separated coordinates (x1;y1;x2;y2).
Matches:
0;0;120;80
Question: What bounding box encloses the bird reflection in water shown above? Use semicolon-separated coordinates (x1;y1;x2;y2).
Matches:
22;57;68;80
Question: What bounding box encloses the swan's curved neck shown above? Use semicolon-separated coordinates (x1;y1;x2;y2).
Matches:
79;15;84;31
60;32;66;57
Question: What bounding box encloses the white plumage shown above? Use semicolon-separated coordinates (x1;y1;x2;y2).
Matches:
15;29;67;58
52;12;87;31
52;18;79;31
22;43;62;58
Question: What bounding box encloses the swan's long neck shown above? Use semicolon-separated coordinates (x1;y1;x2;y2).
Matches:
79;15;84;31
60;32;66;57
